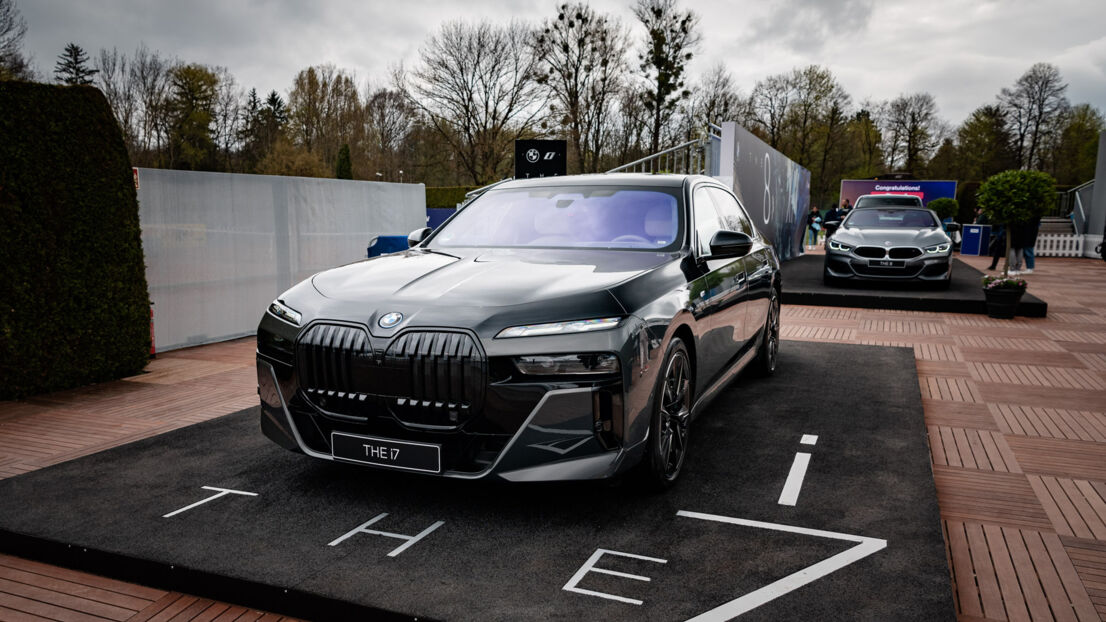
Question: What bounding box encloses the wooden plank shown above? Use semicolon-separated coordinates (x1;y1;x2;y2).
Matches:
1004;528;1054;621
965;522;1005;619
946;520;983;617
0;603;55;622
0;591;112;622
982;524;1030;621
1040;532;1100;621
0;576;132;621
0;566;149;612
1024;530;1080;622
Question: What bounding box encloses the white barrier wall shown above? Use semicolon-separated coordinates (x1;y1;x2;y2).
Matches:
136;169;425;351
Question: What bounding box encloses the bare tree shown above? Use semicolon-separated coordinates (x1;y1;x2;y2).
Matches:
361;85;416;180
691;63;748;128
288;64;362;168
632;0;700;155
609;85;650;167
999;62;1069;170
130;45;173;164
750;73;792;149
403;21;544;185
96;47;137;148
534;3;628;173
883;93;940;173
785;65;840;167
0;0;31;80
212;66;243;170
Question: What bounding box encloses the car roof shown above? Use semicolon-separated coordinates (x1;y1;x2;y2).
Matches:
490;173;698;190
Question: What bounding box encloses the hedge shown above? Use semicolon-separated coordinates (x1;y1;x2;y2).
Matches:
0;83;151;399
426;186;479;210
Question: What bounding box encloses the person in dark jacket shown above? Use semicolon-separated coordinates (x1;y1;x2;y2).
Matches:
1008;219;1036;274
806;206;822;249
986;224;1006;270
1022;216;1041;274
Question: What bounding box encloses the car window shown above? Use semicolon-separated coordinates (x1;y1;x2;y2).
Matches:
692;187;722;255
430;186;683;251
854;195;922;208
845;208;938;228
705;187;754;236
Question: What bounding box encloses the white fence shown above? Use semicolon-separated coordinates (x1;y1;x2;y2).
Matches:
1035;233;1085;257
137;169;426;351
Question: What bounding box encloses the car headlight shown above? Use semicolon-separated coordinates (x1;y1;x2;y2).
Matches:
268;299;302;326
828;240;852;252
496;317;621;339
925;243;951;254
514;354;619;375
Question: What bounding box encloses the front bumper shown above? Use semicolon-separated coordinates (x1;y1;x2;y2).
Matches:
824;249;951;281
257;356;638;481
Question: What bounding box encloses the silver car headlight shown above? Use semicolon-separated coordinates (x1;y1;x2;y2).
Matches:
828;240;852;252
925;243;951;254
268;299;302;326
514;354;619;375
496;317;621;339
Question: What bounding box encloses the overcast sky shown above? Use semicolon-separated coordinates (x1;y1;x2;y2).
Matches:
18;0;1106;126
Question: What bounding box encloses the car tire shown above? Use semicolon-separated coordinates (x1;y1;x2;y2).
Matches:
637;338;693;491
751;287;781;377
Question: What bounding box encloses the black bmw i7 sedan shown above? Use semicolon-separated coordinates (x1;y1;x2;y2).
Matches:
256;174;781;487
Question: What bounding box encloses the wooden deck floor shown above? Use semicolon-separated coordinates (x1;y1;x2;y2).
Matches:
1;252;1105;621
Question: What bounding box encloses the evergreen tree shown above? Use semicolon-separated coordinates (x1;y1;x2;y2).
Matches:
335;143;352;179
54;42;98;85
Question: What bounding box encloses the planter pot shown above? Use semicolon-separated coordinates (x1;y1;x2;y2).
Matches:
983;286;1026;319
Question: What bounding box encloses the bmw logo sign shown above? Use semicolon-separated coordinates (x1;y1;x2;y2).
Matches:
378;312;403;328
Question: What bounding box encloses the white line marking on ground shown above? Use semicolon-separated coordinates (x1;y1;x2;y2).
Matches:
162;486;258;518
800;434;818;445
328;513;444;557
563;548;667;605
677;511;887;621
777;452;811;506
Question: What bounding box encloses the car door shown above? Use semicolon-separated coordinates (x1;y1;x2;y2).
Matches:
689;185;750;387
705;187;771;345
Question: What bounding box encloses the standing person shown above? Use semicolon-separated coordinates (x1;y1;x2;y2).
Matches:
841;198;852;215
823;204;841;227
1008;219;1034;275
986;223;1006;270
1022;216;1041;274
807;206;822;250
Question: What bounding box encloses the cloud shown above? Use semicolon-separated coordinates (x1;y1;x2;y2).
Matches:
741;0;876;54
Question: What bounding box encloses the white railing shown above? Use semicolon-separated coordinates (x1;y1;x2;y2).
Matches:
1036;233;1085;257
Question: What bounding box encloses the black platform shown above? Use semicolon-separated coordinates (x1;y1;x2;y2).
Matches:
782;254;1047;317
0;342;954;621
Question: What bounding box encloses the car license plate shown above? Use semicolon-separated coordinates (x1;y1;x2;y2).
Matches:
869;259;904;268
331;432;442;474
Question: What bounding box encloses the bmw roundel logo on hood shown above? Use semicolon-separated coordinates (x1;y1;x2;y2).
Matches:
378;312;403;328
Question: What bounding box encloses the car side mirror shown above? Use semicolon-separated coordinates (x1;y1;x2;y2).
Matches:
707;230;754;260
823;220;841;234
408;227;433;248
945;222;961;233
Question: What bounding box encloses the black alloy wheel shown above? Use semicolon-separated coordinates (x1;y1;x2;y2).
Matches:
752;288;781;376
641;338;692;489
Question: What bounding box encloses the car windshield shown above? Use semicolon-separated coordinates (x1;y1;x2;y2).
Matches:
429;186;683;251
854;196;922;208
845;208;937;228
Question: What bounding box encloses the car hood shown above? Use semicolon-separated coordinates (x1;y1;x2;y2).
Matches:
833;227;950;247
313;248;671;305
302;248;678;335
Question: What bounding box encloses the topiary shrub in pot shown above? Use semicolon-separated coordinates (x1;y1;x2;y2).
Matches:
975;170;1055;318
